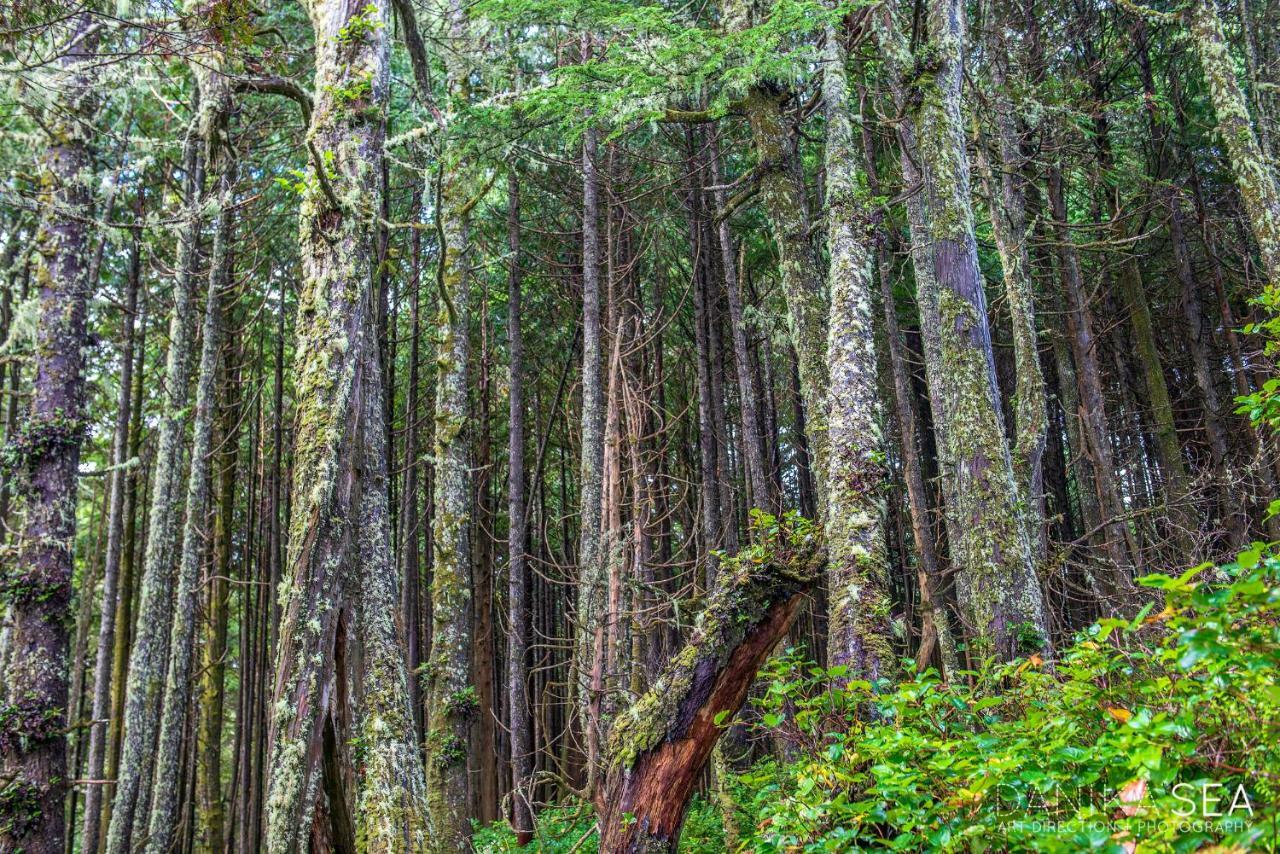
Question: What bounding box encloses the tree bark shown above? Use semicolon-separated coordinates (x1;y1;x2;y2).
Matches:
0;16;96;854
596;521;822;853
505;168;535;845
105;98;215;854
820;26;894;681
1188;0;1280;283
576;99;608;789
80;229;140;854
875;0;1048;658
144;157;233;854
265;0;427;848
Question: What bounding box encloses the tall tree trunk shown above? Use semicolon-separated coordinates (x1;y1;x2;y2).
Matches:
576;103;608;790
1;16;96;854
505;169;535;845
424;2;478;846
197;285;240;854
1187;0;1280;283
686;134;722;586
973;15;1049;558
738;83;831;480
144;155;233;854
102;297;146;852
820;26;893;681
80;231;140;854
875;0;1048;659
1045;164;1133;595
105;106;215;854
264;0;427;848
707;134;773;513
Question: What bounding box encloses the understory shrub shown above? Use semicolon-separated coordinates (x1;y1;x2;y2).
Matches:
478;547;1280;851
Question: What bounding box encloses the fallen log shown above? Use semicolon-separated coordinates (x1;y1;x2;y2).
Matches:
596;515;823;853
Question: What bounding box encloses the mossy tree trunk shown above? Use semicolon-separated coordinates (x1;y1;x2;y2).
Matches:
876;0;1049;659
973;13;1049;559
143;153;233;853
740;82;831;478
505;169;535;845
105;98;213;854
0;14;96;854
424;1;477;848
596;522;822;853
1188;0;1280;284
80;229;139;854
264;0;428;849
820;26;894;681
576;114;608;789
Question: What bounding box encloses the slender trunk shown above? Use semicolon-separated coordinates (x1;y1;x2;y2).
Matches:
105;111;213;854
686;134;722;585
505;169;535;845
144;158;234;854
707;134;773;513
400;187;424;746
972;22;1049;558
739;83;831;481
102;300;146;851
576;104;608;790
1046;165;1133;594
80;232;140;854
196;263;242;854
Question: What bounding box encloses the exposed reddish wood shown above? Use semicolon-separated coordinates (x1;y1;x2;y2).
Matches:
596;531;821;853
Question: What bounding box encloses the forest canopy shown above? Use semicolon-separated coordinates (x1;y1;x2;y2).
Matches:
0;0;1278;851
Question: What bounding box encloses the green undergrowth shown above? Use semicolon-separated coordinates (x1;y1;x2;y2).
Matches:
478;547;1280;852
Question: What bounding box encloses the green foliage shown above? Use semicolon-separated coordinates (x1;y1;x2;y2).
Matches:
479;551;1279;851
469;0;852;137
745;550;1280;852
473;798;729;853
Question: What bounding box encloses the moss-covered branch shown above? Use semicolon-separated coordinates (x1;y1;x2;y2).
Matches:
596;514;823;853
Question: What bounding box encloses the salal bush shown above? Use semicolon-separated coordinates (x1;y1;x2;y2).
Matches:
744;549;1280;853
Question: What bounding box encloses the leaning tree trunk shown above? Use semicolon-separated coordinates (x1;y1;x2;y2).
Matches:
0;15;96;854
596;520;823;853
264;0;427;849
820;26;894;681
